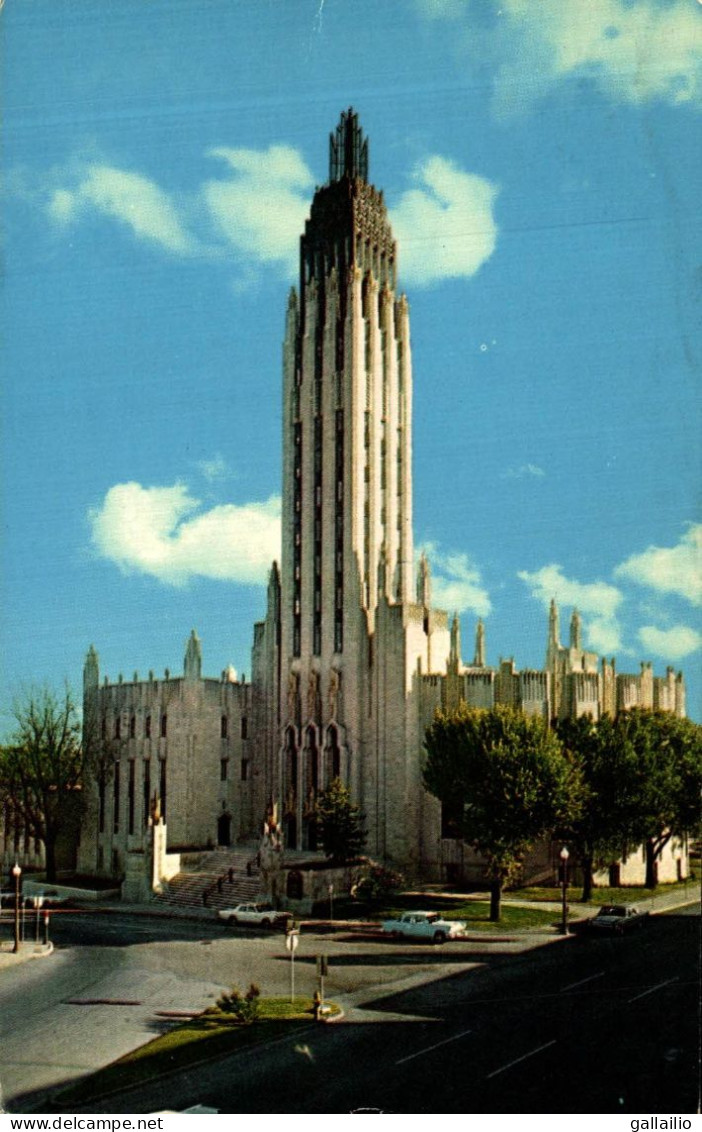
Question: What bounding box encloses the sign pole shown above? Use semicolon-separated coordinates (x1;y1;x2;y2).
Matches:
286;929;299;1005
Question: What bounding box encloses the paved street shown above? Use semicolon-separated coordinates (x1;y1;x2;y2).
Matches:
0;907;520;1109
2;901;698;1114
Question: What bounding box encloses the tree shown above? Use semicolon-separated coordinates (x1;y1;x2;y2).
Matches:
424;704;583;920
555;714;637;901
611;709;702;888
315;778;366;861
0;685;84;882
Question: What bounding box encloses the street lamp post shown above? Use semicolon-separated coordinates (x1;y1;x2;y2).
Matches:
559;846;570;935
11;863;22;954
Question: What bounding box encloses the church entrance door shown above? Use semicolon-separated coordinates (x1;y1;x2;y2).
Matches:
217;813;232;847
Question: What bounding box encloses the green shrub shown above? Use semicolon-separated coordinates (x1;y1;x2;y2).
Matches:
353;862;404;903
216;983;261;1023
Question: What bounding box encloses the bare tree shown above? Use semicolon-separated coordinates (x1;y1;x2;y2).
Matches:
0;685;83;882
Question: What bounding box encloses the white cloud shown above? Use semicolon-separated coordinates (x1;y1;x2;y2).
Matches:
202;145;314;277
586;618;623;656
196;455;231;483
418;0;702;113
48;164;195;254
89;482;281;586
44;146;498;287
614;525;702;606
518;563;623;651
638;624;702;662
500;463;545;480
391;156;499;285
419;543;492;616
518;563;622;619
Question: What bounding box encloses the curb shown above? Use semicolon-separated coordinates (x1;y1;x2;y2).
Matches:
0;941;54;969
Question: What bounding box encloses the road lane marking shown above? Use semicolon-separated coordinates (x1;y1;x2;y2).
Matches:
628;976;678;1003
561;971;605;992
395;1028;473;1065
486;1039;557;1079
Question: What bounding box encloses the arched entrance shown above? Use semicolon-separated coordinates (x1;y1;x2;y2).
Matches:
303;726;319;850
217;812;232;847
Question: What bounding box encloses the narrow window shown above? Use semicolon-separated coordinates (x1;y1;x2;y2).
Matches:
145;715;151;739
241;758;249;782
241;716;248;740
159;759;167;820
220;758;229;782
160;714;167;738
221;716;228;739
115;716;121;740
101;718;107;740
129;715;136;739
128;760;135;835
143;760;151;826
99;769;106;834
113;762;121;833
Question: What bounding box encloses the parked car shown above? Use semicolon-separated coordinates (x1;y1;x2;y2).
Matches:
217;902;291;929
381;910;466;943
587;904;648;934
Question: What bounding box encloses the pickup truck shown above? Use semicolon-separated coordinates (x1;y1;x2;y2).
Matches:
381;910;466;943
587;904;648;934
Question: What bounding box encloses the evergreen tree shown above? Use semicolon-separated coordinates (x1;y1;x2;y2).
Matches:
315;778;366;861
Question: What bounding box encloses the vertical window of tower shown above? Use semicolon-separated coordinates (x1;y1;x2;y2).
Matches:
313;415;323;656
334;409;344;652
293;422;302;657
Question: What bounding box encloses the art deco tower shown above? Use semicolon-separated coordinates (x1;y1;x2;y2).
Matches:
281;108;413;666
273;109;433;855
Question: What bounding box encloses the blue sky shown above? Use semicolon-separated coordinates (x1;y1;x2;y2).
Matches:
2;0;700;728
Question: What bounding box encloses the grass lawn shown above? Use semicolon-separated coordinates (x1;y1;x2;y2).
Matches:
510;875;699;906
345;893;557;931
53;997;337;1109
441;901;557;931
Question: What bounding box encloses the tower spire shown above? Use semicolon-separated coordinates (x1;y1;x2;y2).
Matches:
449;612;462;673
329;107;369;183
569;608;582;650
417;553;431;608
474;618;486;667
184;629;202;681
549;598;560;646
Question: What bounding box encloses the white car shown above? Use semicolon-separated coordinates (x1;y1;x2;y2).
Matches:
381;910;466;943
217;902;291;929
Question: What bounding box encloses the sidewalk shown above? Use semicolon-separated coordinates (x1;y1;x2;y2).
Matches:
0;940;53;969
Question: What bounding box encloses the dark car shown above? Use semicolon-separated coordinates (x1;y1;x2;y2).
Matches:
588;904;648;934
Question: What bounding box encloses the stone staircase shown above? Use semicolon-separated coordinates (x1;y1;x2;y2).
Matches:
155;846;266;913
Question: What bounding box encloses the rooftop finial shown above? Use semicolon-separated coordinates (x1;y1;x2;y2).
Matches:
329;107;368;183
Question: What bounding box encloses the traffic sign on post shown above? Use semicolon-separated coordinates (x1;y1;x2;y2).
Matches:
286;929;299;1003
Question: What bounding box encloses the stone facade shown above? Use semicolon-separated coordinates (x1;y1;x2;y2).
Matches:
77;633;255;878
78;110;687;887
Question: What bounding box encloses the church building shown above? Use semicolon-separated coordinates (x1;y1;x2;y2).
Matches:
75;111;686;888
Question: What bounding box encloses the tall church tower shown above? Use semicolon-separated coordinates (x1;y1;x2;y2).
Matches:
281;108;413;665
271;109;446;864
